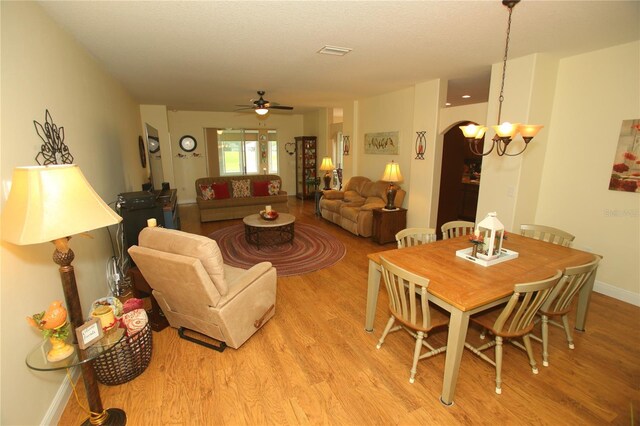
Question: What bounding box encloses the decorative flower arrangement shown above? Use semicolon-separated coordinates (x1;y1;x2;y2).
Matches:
469;230;485;257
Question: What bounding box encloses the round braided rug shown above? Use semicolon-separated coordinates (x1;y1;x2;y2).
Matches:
209;223;346;277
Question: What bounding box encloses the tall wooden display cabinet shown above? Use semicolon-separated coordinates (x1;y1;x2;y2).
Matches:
295;136;317;199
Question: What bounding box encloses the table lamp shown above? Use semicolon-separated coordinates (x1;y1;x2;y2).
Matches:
1;164;126;426
319;157;335;190
381;161;403;210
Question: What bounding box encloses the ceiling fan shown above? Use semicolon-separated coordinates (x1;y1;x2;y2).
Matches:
235;90;293;115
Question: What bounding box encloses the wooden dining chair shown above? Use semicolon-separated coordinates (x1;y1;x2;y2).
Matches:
529;256;601;367
519;224;575;247
376;256;449;384
395;227;437;248
464;270;562;394
441;220;475;240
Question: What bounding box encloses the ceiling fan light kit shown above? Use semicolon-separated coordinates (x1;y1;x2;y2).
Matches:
236;90;294;116
459;0;543;157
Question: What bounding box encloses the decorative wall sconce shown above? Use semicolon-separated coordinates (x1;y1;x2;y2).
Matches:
415;131;426;160
343;135;350;156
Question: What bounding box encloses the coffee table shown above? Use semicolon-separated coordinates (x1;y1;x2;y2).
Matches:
243;213;295;249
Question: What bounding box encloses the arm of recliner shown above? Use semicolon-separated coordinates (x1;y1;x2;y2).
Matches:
360;201;385;211
322;190;345;200
218;261;273;305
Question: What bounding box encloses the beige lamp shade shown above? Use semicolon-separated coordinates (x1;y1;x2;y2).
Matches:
1;164;122;245
319;157;335;171
381;161;403;182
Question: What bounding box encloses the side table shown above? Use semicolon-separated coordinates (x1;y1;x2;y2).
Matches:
372;207;407;245
128;267;169;332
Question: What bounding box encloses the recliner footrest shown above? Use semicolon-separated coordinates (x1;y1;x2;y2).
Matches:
178;327;227;352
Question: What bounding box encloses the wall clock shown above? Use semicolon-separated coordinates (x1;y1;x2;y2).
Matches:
138;136;147;168
148;136;160;153
179;135;197;152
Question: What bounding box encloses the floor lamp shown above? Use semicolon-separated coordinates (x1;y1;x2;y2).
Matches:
1;165;126;426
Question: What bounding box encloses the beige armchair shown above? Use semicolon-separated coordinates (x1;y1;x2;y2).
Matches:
128;227;277;351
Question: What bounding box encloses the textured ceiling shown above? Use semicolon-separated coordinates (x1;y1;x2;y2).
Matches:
38;1;639;113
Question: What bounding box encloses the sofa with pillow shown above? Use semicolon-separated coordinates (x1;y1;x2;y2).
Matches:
319;176;406;237
196;174;289;222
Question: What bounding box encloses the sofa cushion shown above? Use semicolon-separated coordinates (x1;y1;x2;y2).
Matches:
138;227;228;295
268;180;281;195
212;182;230;199
344;190;365;204
340;206;361;222
253;180;270;196
199;183;215;200
231;179;251;198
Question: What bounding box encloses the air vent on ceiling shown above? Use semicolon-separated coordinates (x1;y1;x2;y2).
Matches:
317;45;352;56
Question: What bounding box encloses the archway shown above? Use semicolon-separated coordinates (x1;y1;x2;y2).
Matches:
435;121;484;239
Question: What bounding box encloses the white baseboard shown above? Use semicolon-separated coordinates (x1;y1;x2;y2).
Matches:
593;279;640;307
41;367;79;426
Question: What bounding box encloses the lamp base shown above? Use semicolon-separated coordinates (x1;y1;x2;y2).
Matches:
385;184;398;210
323;173;332;190
81;408;126;426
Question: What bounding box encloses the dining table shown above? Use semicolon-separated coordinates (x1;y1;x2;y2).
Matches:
366;233;599;406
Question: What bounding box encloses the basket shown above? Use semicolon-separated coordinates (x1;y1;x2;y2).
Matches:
93;322;153;385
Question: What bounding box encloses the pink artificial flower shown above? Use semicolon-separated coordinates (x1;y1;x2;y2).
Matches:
623;152;637;161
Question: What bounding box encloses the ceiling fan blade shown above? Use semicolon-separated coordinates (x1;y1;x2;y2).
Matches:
234;107;254;112
269;105;294;110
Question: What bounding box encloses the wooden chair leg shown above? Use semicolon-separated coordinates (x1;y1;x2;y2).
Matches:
523;334;539;374
541;314;550;367
561;314;575;349
495;336;503;394
376;316;395;349
409;331;424;384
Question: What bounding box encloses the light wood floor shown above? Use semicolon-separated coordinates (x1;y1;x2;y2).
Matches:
60;198;640;425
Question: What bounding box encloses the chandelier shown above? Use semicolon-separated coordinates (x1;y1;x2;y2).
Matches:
460;0;543;157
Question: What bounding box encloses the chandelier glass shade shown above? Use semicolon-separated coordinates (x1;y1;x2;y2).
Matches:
459;0;543;157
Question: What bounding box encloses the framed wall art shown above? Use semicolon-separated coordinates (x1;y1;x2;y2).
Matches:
364;131;399;155
608;119;640;193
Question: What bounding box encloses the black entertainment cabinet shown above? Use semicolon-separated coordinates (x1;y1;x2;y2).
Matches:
120;189;180;255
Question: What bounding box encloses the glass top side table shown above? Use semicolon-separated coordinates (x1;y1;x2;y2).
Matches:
25;328;127;425
26;328;125;371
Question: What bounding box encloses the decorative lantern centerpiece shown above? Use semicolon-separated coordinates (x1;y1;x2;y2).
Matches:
475;212;505;261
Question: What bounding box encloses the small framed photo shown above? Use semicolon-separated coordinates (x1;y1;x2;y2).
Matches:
75;317;104;350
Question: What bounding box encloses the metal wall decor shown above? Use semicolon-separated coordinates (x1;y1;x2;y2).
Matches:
343;135;350;156
285;142;296;156
415;131;426;160
34;109;74;165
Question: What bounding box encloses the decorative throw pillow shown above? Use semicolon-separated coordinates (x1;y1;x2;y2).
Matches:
121;308;148;336
268;180;281;195
253;180;270;196
199;183;215;200
231;179;251;198
212;182;230;199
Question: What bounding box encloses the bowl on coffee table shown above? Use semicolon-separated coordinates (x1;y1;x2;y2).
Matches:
259;210;279;221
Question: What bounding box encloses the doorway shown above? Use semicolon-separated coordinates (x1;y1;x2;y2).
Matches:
435;121;484;239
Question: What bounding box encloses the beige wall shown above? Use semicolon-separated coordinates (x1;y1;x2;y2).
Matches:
166;111;304;203
355;87;416;205
0;2;142;425
536;41;640;302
